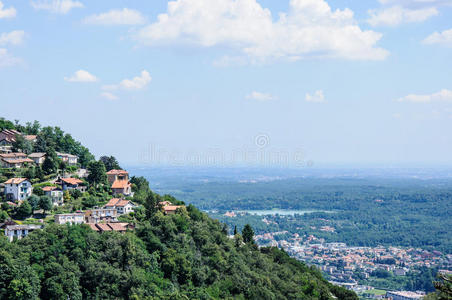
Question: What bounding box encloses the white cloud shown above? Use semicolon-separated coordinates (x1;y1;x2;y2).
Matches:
0;48;21;67
135;0;388;62
305;90;325;103
83;8;146;25
368;6;438;26
64;70;98;82
119;70;152;90
31;0;84;14
102;70;152;91
423;28;452;46
101;92;119;101
0;30;25;46
246;91;274;101
367;0;452;26
398;89;452;103
0;1;16;18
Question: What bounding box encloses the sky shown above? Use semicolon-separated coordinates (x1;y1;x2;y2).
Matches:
0;0;452;167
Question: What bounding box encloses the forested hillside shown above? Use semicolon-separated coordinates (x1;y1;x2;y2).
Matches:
0;193;357;299
0;118;356;299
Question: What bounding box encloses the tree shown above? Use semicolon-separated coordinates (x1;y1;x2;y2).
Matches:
39;196;52;212
233;225;237;235
144;192;160;218
87;161;107;186
99;156;120;172
12;134;33;154
242;224;255;244
28;195;40;212
16;201;32;219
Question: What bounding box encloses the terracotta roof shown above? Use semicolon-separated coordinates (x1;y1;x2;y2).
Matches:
88;223;100;231
87;222;134;232
163;205;182;212
96;224;113;231
111;180;130;189
28;152;46;158
2;158;34;164
104;198;134;207
108;223;129;231
116;200;133;207
42;186;58;192
105;198;121;207
24;135;37;141
0;152;27;158
106;169;128;175
4;178;28;184
61;178;83;185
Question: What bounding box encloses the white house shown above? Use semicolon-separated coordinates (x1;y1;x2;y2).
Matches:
3;178;33;202
104;198;137;215
56;152;78;165
28;152;46;165
4;224;42;242
85;208;118;223
54;213;85;225
42;186;64;206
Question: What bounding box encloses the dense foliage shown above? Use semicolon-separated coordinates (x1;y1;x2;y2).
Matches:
142;175;452;253
0;194;356;299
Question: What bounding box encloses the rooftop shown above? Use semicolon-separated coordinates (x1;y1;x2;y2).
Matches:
4;178;28;184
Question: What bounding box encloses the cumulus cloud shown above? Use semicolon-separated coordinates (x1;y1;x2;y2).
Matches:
101;92;119;101
102;70;152;91
0;48;21;67
83;8;146;25
0;30;25;46
367;0;451;26
368;6;438;26
119;70;152;90
31;0;84;14
0;1;16;18
423;28;452;46
135;0;388;62
64;70;98;82
398;89;452;103
305;90;325;103
246;91;274;101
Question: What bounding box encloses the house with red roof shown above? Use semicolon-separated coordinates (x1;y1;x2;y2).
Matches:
3;178;32;202
88;222;134;233
103;198;137;215
60;177;86;192
106;169;133;196
42;186;64;206
159;201;184;215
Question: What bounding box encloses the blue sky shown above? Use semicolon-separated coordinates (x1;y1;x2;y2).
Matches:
1;0;451;167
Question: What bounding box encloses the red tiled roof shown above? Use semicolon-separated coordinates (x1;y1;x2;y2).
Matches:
88;224;100;231
163;205;182;212
107;223;128;231
42;186;58;192
105;198;121;207
106;169;128;175
24;135;37;141
111;180;130;189
0;152;27;158
96;224;113;231
2;158;34;164
61;178;83;185
4;178;28;184
104;198;134;208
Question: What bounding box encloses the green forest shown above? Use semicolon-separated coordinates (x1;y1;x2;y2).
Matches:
143;176;452;253
0;191;357;299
